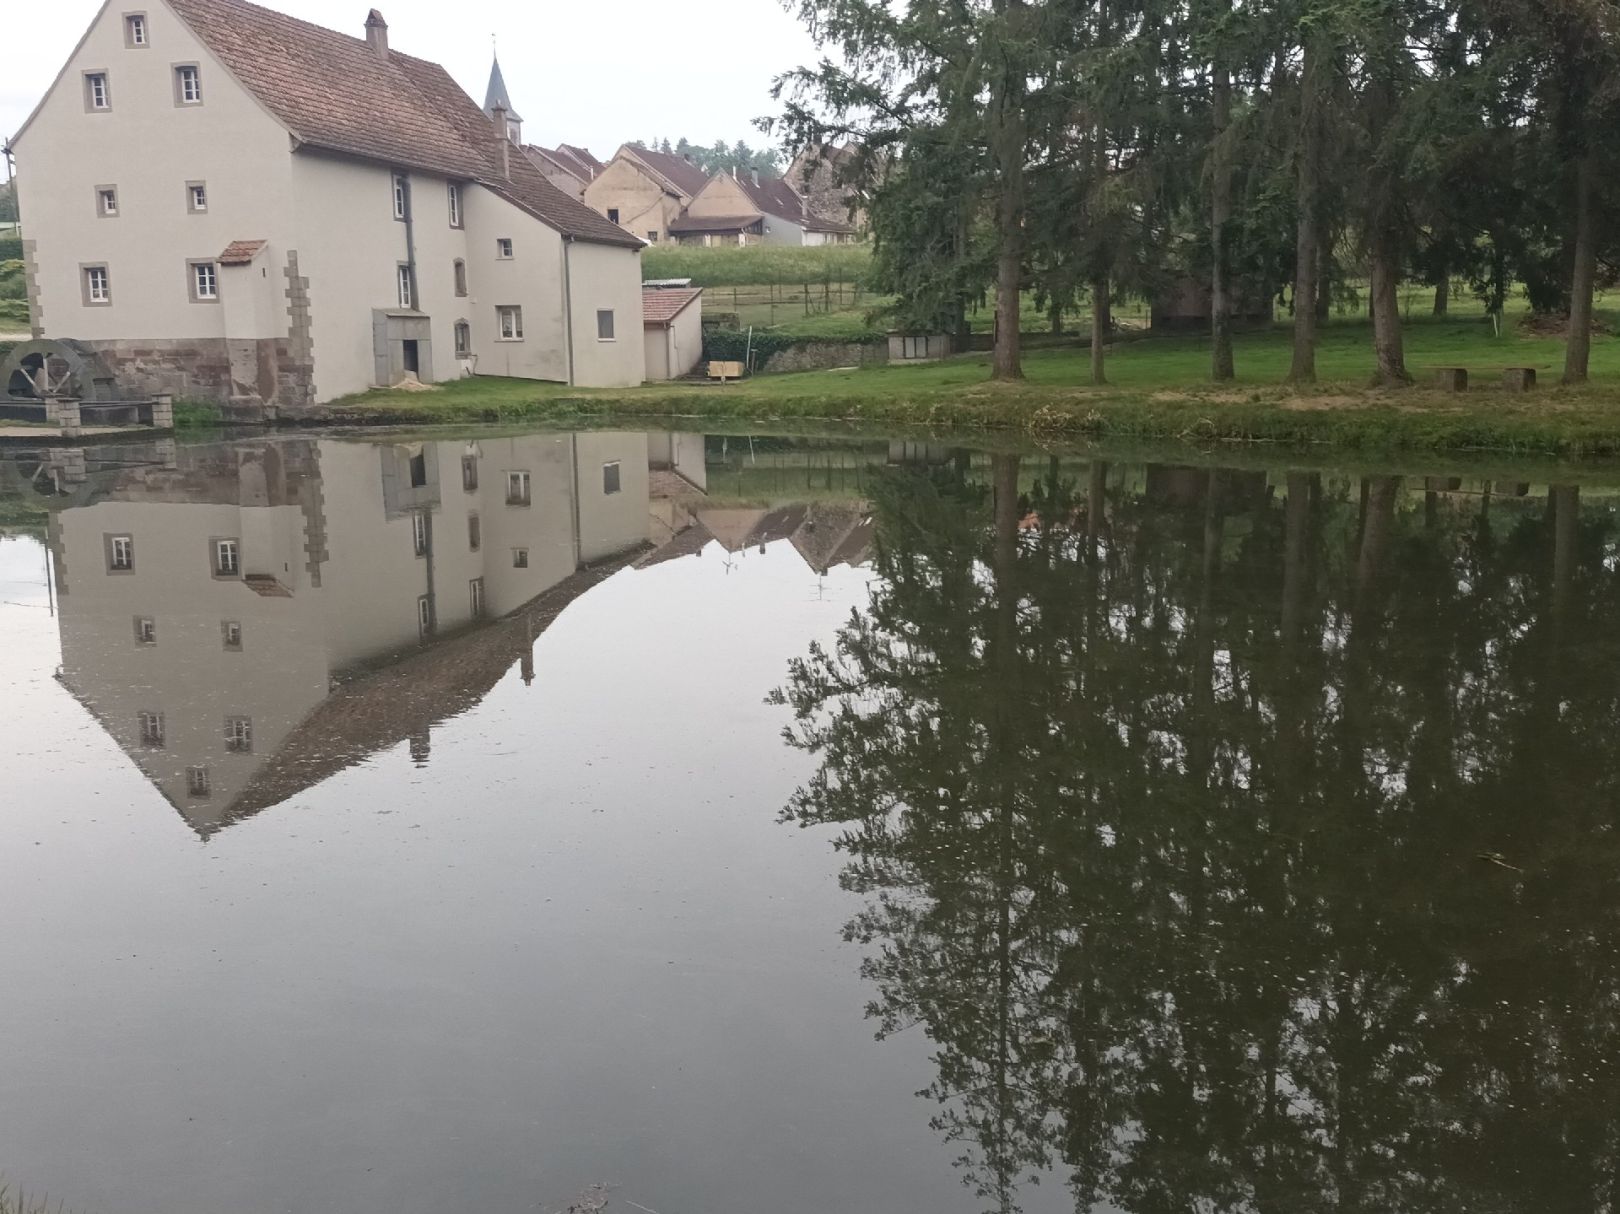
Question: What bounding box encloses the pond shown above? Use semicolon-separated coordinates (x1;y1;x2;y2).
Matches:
2;429;1618;1214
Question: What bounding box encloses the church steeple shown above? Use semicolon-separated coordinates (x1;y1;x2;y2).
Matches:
483;52;523;143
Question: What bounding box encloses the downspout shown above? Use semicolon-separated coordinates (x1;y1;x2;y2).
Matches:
563;236;576;386
402;174;419;314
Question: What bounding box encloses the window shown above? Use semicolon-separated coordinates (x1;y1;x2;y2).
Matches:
187;767;212;799
506;470;531;506
222;621;243;651
603;462;622;495
412;510;429;557
647;231;659;242
496;238;513;259
214;538;240;577
417;594;434;637
497;305;523;341
606;208;620;224
454;321;471;358
125;14;149;47
448;183;463;228
108;534;134;572
453;259;468;297
467;513;481;551
139;711;165;749
409;451;428;488
85;72;111;112
470;577;486;618
512;548;530;569
596;309;616;341
190;260;219;302
83;265;112;306
393;173;408;220
187;181;208;213
97;187;118;217
397;264;414;309
461;455;479;491
133;616;157;645
224;716;253;754
174;64;202;105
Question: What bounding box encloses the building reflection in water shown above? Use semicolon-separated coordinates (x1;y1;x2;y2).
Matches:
776;456;1620;1214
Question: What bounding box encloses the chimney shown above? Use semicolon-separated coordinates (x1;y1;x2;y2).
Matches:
365;9;389;58
491;102;511;177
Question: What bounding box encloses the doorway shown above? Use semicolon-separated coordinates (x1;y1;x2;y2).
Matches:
402;340;421;376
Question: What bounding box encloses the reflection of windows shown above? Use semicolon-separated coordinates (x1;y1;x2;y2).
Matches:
224;716;252;753
139;711;165;749
187;767;211;798
470;577;486;618
462;455;478;491
506;470;530;506
512;548;529;569
417;594;434;637
222;621;243;651
409;451;427;487
109;534;134;572
214;538;239;576
467;513;481;551
412;510;429;556
133;616;157;645
603;462;621;495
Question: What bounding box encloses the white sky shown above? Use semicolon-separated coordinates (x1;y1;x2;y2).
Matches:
2;0;826;160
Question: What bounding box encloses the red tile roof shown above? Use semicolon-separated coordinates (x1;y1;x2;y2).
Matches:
218;239;268;265
668;214;764;235
165;0;640;248
642;287;703;326
625;147;714;199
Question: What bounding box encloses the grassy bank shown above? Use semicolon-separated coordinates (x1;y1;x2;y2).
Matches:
325;310;1620;455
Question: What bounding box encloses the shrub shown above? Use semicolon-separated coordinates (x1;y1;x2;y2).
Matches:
0;237;22;263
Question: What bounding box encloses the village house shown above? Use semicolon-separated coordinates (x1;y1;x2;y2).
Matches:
10;0;646;412
669;169;859;247
525;144;603;200
787;144;870;234
641;286;703;380
582;145;712;245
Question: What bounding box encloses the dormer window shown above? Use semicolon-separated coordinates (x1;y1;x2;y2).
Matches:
85;72;111;112
125;14;149;47
174;64;202;105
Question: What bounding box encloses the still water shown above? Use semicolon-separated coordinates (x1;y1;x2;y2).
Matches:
1;430;1618;1214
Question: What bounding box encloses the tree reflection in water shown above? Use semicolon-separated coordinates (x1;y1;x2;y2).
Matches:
773;456;1620;1214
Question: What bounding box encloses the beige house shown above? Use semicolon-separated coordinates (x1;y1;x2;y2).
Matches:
582;145;712;245
526;144;603;199
642;287;703;380
9;1;646;412
670;170;859;247
787;144;871;235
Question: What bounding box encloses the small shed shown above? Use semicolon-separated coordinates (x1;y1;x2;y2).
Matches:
888;332;952;363
643;287;704;381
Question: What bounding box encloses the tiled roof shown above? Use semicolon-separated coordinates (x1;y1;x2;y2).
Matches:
557;144;604;175
529;145;599;185
165;0;640;248
668;214;764;234
218;239;268;265
642;287;703;326
626;147;714;198
739;176;806;223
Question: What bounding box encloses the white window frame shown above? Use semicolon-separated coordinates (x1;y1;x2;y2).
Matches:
187;767;211;798
506;470;531;506
512;548;530;569
85;265;112;305
497;305;523;341
134;615;156;644
417;594;434;636
448;183;463;228
191;260;219;302
393;173;408;221
470;577;486;618
139;711;165;748
125;14;149;47
397;264;414;310
175;64;202;104
596;309;616;341
188;182;208;213
109;534;134;571
97;187;118;217
412;510;429;556
496;237;514;260
222;620;243;651
85;72;111;111
214;538;240;577
224;716;253;754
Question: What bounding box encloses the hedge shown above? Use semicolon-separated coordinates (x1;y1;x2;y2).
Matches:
0;237;22;263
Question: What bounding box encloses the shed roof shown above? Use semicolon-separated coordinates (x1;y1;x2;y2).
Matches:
642;287;703;327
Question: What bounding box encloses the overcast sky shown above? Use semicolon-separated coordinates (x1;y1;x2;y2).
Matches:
3;0;827;159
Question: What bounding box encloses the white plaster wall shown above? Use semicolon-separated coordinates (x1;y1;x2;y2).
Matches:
461;188;570;382
566;240;646;388
13;0;295;341
643;327;671;381
407;176;475;384
669;300;703;377
574;432;651;563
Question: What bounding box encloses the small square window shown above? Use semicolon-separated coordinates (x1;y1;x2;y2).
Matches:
125;14;149;47
497;306;523;341
512;548;530;569
139;711;165;748
462;455;479;491
213;538;239;576
647;231;659;242
190;260;219;302
187;767;212;798
470;577;486;618
606;208;621;224
596;310;616;341
448;183;463;228
174;64;202;105
222;621;243;651
496;238;514;259
108;534;134;572
506;470;531;506
85;72;111;112
603;462;622;495
224;716;253;754
393;173;409;220
467;513;482;551
187;182;208;213
83;265;112;306
133;616;156;645
412;510;429;556
96;187;118;217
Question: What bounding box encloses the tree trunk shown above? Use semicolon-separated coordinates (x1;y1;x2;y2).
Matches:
1369;227;1410;385
1564;154;1596;385
1211;44;1235;381
1433;274;1449;316
1049;301;1064;335
988;4;1028;383
1288;39;1321;384
1090;276;1108;385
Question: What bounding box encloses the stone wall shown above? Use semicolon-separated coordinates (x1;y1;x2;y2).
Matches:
759;339;887;375
83;337;314;417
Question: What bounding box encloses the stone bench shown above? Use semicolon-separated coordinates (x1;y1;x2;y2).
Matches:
1429;367;1538;393
1502;366;1537;392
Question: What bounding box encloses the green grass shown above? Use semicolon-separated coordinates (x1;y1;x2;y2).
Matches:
642;243;871;288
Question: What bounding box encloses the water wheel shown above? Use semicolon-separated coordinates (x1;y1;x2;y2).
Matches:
1;339;119;401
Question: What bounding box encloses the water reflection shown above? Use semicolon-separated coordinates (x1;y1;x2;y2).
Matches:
777;457;1620;1213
